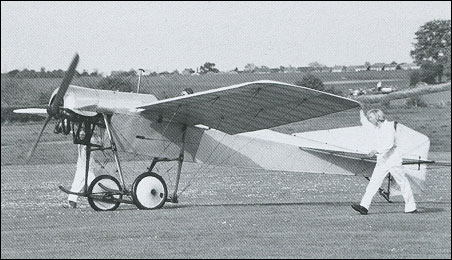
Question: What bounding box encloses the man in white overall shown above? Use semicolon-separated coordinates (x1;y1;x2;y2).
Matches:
63;128;101;209
351;109;417;215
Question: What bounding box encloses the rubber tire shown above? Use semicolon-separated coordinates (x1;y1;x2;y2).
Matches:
87;175;122;211
132;172;167;210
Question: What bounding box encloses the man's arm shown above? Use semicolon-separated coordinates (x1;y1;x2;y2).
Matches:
360;109;378;157
360;109;372;128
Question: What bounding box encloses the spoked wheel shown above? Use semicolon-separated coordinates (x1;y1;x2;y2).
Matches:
132;172;167;210
87;175;122;211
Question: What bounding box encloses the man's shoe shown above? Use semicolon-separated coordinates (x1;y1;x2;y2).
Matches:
62;201;77;209
351;204;368;215
406;209;418;213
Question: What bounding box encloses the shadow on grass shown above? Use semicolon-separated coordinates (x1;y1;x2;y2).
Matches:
369;207;447;215
111;201;358;211
108;200;450;212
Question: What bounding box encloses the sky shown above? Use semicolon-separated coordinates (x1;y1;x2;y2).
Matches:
1;1;451;74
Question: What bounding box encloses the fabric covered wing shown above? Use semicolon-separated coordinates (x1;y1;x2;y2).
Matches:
137;80;360;134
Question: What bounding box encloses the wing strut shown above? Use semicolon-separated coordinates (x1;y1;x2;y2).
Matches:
171;125;187;203
103;114;127;191
143;124;188;204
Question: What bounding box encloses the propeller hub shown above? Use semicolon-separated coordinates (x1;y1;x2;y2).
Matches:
46;106;58;117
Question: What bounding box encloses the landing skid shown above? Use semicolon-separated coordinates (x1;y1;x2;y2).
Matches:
98;183;123;195
59;185;86;197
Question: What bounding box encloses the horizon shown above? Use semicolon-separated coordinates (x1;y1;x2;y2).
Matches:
0;60;417;76
1;1;451;74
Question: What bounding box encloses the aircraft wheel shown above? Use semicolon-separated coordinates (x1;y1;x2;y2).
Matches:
132;172;167;210
87;175;122;211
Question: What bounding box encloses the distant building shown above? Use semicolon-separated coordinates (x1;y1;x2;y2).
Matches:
346;65;369;72
384;64;400;71
331;66;347;72
317;66;332;72
181;68;195;75
284;66;297;73
369;63;386;71
297;67;316;73
255;66;270;74
399;63;421;70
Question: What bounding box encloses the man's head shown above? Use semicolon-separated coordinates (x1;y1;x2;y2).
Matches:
180;88;194;96
366;109;385;126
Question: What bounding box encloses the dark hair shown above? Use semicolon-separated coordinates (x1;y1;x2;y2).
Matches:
182;88;194;94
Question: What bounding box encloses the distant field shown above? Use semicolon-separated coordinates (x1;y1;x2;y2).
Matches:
1;70;410;106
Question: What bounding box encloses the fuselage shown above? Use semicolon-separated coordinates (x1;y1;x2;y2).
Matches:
60;85;159;116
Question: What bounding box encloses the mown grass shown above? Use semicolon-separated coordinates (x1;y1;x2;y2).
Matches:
1;160;450;258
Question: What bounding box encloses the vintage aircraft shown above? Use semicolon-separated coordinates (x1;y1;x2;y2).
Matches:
15;54;451;211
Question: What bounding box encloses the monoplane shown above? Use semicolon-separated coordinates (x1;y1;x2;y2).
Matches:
15;54;451;211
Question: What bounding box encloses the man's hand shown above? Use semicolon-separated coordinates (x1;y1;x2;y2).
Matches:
367;150;378;158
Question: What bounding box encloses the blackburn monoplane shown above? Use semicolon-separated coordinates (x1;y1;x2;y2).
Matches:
15;54;451;211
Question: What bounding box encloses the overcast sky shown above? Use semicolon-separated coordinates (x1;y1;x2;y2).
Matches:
1;1;451;74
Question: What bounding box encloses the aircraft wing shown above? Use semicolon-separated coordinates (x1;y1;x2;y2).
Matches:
137;80;360;135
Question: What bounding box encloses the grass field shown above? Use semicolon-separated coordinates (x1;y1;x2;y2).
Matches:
1;160;450;258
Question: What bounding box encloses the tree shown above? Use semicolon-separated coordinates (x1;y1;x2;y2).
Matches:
295;74;324;91
409;70;422;86
308;61;325;68
97;76;134;92
199;62;219;74
244;63;257;72
410;19;451;81
409;63;444;86
80;70;90;77
7;69;19;77
90;69;99;77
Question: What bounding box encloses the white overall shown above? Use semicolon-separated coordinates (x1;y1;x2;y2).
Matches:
359;111;416;212
68;144;96;203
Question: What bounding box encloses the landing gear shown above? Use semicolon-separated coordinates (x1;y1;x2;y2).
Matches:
132;172;168;210
59;113;187;211
87;175;122;211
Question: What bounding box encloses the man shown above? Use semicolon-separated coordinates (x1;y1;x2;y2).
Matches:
351;109;417;215
62;128;101;208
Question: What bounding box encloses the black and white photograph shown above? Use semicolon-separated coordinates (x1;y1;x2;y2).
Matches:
1;1;451;258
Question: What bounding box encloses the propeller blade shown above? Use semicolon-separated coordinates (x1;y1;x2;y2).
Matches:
25;116;52;164
13;108;48;115
49;53;79;113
